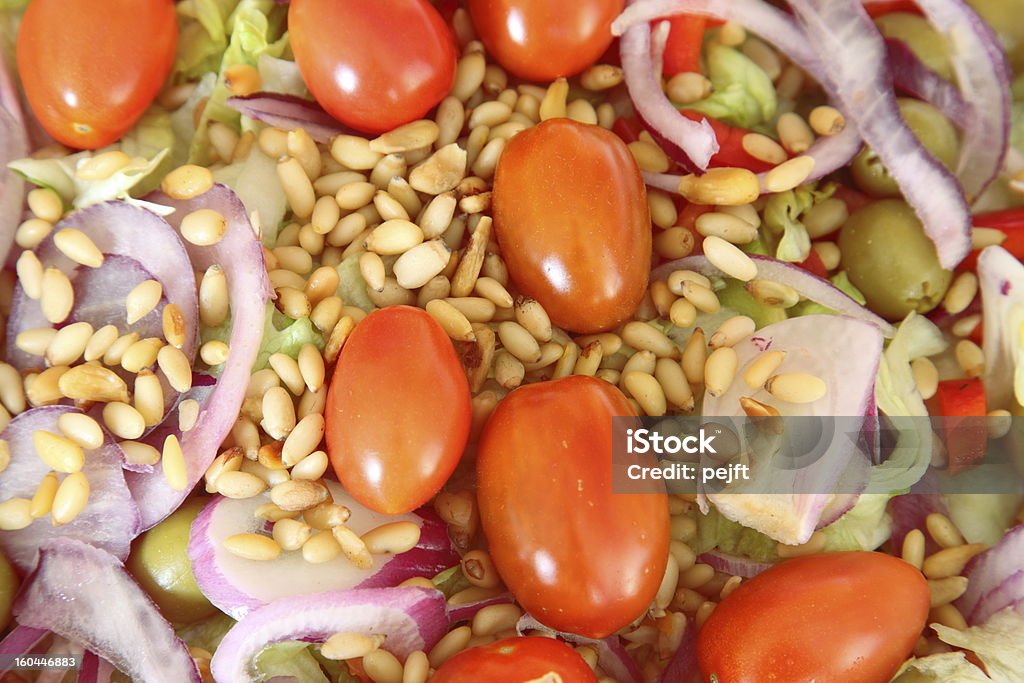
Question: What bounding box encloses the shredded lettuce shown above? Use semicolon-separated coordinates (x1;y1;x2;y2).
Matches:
875;313;948;418
945;489;1023;545
432;565;472;598
693;507;779;563
211;146;288;246
714;279;788;328
820;494;891;551
898;607;1024;682
761;183;836;263
174;0;241;82
258;54;308;98
190;0;288;164
685;43;776;129
204;303;324;373
176;612;236;653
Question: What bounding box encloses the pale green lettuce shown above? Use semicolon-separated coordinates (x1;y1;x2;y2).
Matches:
875;313;948;418
203;302;324;372
685;43;776;129
896;607;1024;682
820;493;891;552
212;146;288;246
174;0;241;82
761;183;836;263
254;641;331;683
336;255;375;312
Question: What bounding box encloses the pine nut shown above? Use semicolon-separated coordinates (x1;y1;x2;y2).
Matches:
971;227;1007;249
776;531;827;558
199;265;229;328
33;430;85;473
272;479;329;511
803;198;848;239
409;144;467;195
370;119;440;154
155;345;192;393
667;298;697;328
274;245;314;275
471;604;523;638
742;133;787;165
629;140;671;174
16;251;44;300
365;220;424;256
705;347;739;398
54;228;104;268
943;272;978;315
911;358;939;400
323;316;356;363
40;268;74;324
426;299;475;341
282;413;325;467
27;187;63;222
666;71;711;104
955;339;984;378
926;513;964;548
331;525;373;569
0;498;33;530
394;240;451;289
374;190;410;221
743;350;786;388
302;529;343;563
923;543;987;580
321;632;386;661
45;322;93;367
680;280;720;313
710;316;756;349
428;626;473;669
765;372;826;404
102;402;145;440
655;358;695;411
498;321;542;363
270;517;312;552
624;372;667;416
26;366;67;407
303;501;351;530
275;287;311;320
764;156;815;193
681;328;707;385
747;280;800;308
930;603;968;631
121;337;164;373
268;353;304;396
161;164;214;200
539;78;569;120
679;167;760;206
330;135;383;170
622;322;678;358
289;449;327;481
216;471;268;499
678;562;714;590
160;303;187;349
696;212;758;244
224;533;281;561
176;398;199;432
30;471;58;518
16;218;53;249
55;366;124;406
988;409;1013;440
180;209;226;246
928;576;968;607
15;327;55;357
133;369;165;427
901;529;926;569
123;280;162;325
261;386;296;440
493;350;524;389
435;96;465;149
808;106;845;136
51;472;89;525
56;412;103;450
513;297;552;343
361;521;421;555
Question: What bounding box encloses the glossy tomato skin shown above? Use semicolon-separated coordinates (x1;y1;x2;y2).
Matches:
16;0;177;149
289;0;457;134
431;636;598;683
492;119;651;334
325;306;471;514
476;376;669;638
467;0;623;81
698;551;930;683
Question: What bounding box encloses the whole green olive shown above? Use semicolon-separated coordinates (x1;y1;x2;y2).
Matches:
838;199;952;321
0;551;19;631
874;13;954;81
127;497;217;624
967;0;1024;72
852;98;960;198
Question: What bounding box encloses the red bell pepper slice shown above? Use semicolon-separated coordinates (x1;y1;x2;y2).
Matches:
958;207;1024;273
863;0;922;17
660;15;707;76
929;378;988;474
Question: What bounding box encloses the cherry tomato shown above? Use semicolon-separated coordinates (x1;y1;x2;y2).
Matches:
432;636;598;683
16;0;177;149
324;306;471;514
289;0;457;134
492;119;651;334
476;376;669;638
467;0;623;81
698;552;930;683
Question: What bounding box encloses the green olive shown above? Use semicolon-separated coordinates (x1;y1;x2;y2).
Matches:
852;98;960;198
0;551;19;631
838;199;953;321
967;0;1024;72
874;13;954;81
127;497;218;624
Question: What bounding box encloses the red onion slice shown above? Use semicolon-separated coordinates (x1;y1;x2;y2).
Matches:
651;254;895;336
210;587;449;683
957;524;1024;625
189;481;459;619
656;615;698;683
79;651;115;683
5;201;199;373
0;406;140;573
788;0;971;269
698;551;772;578
128;186;272;531
226;93;349;144
13;538;200;682
700;314;882;544
977;246;1024;411
912;0;1011;202
0;625;49;659
0;58;26;265
885;38;970;130
516;614;644;683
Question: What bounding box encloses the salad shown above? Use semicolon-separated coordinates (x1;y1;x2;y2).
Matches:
0;0;1022;681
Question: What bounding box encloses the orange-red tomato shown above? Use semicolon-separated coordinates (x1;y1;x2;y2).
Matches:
492;119;651;334
431;636;598;683
698;552;930;683
16;0;177;149
467;0;623;81
476;376;669;638
324;306;471;514
289;0;457;135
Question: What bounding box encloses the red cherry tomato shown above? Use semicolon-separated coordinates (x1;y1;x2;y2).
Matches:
476;376;669;638
289;0;457;135
492;119;651;334
431;637;598;683
698;552;930;683
467;0;623;81
16;0;177;149
324;306;471;514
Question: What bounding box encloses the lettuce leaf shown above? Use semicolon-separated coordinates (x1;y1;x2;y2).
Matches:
203;302;324;373
685;43;776;129
254;640;331;683
174;0;240;82
820;493;891;551
176;612;236;653
945;490;1023;545
336;255;375;312
211;146;288;246
896;607;1024;682
875;313;948;418
761;183;836;263
692;506;779;563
